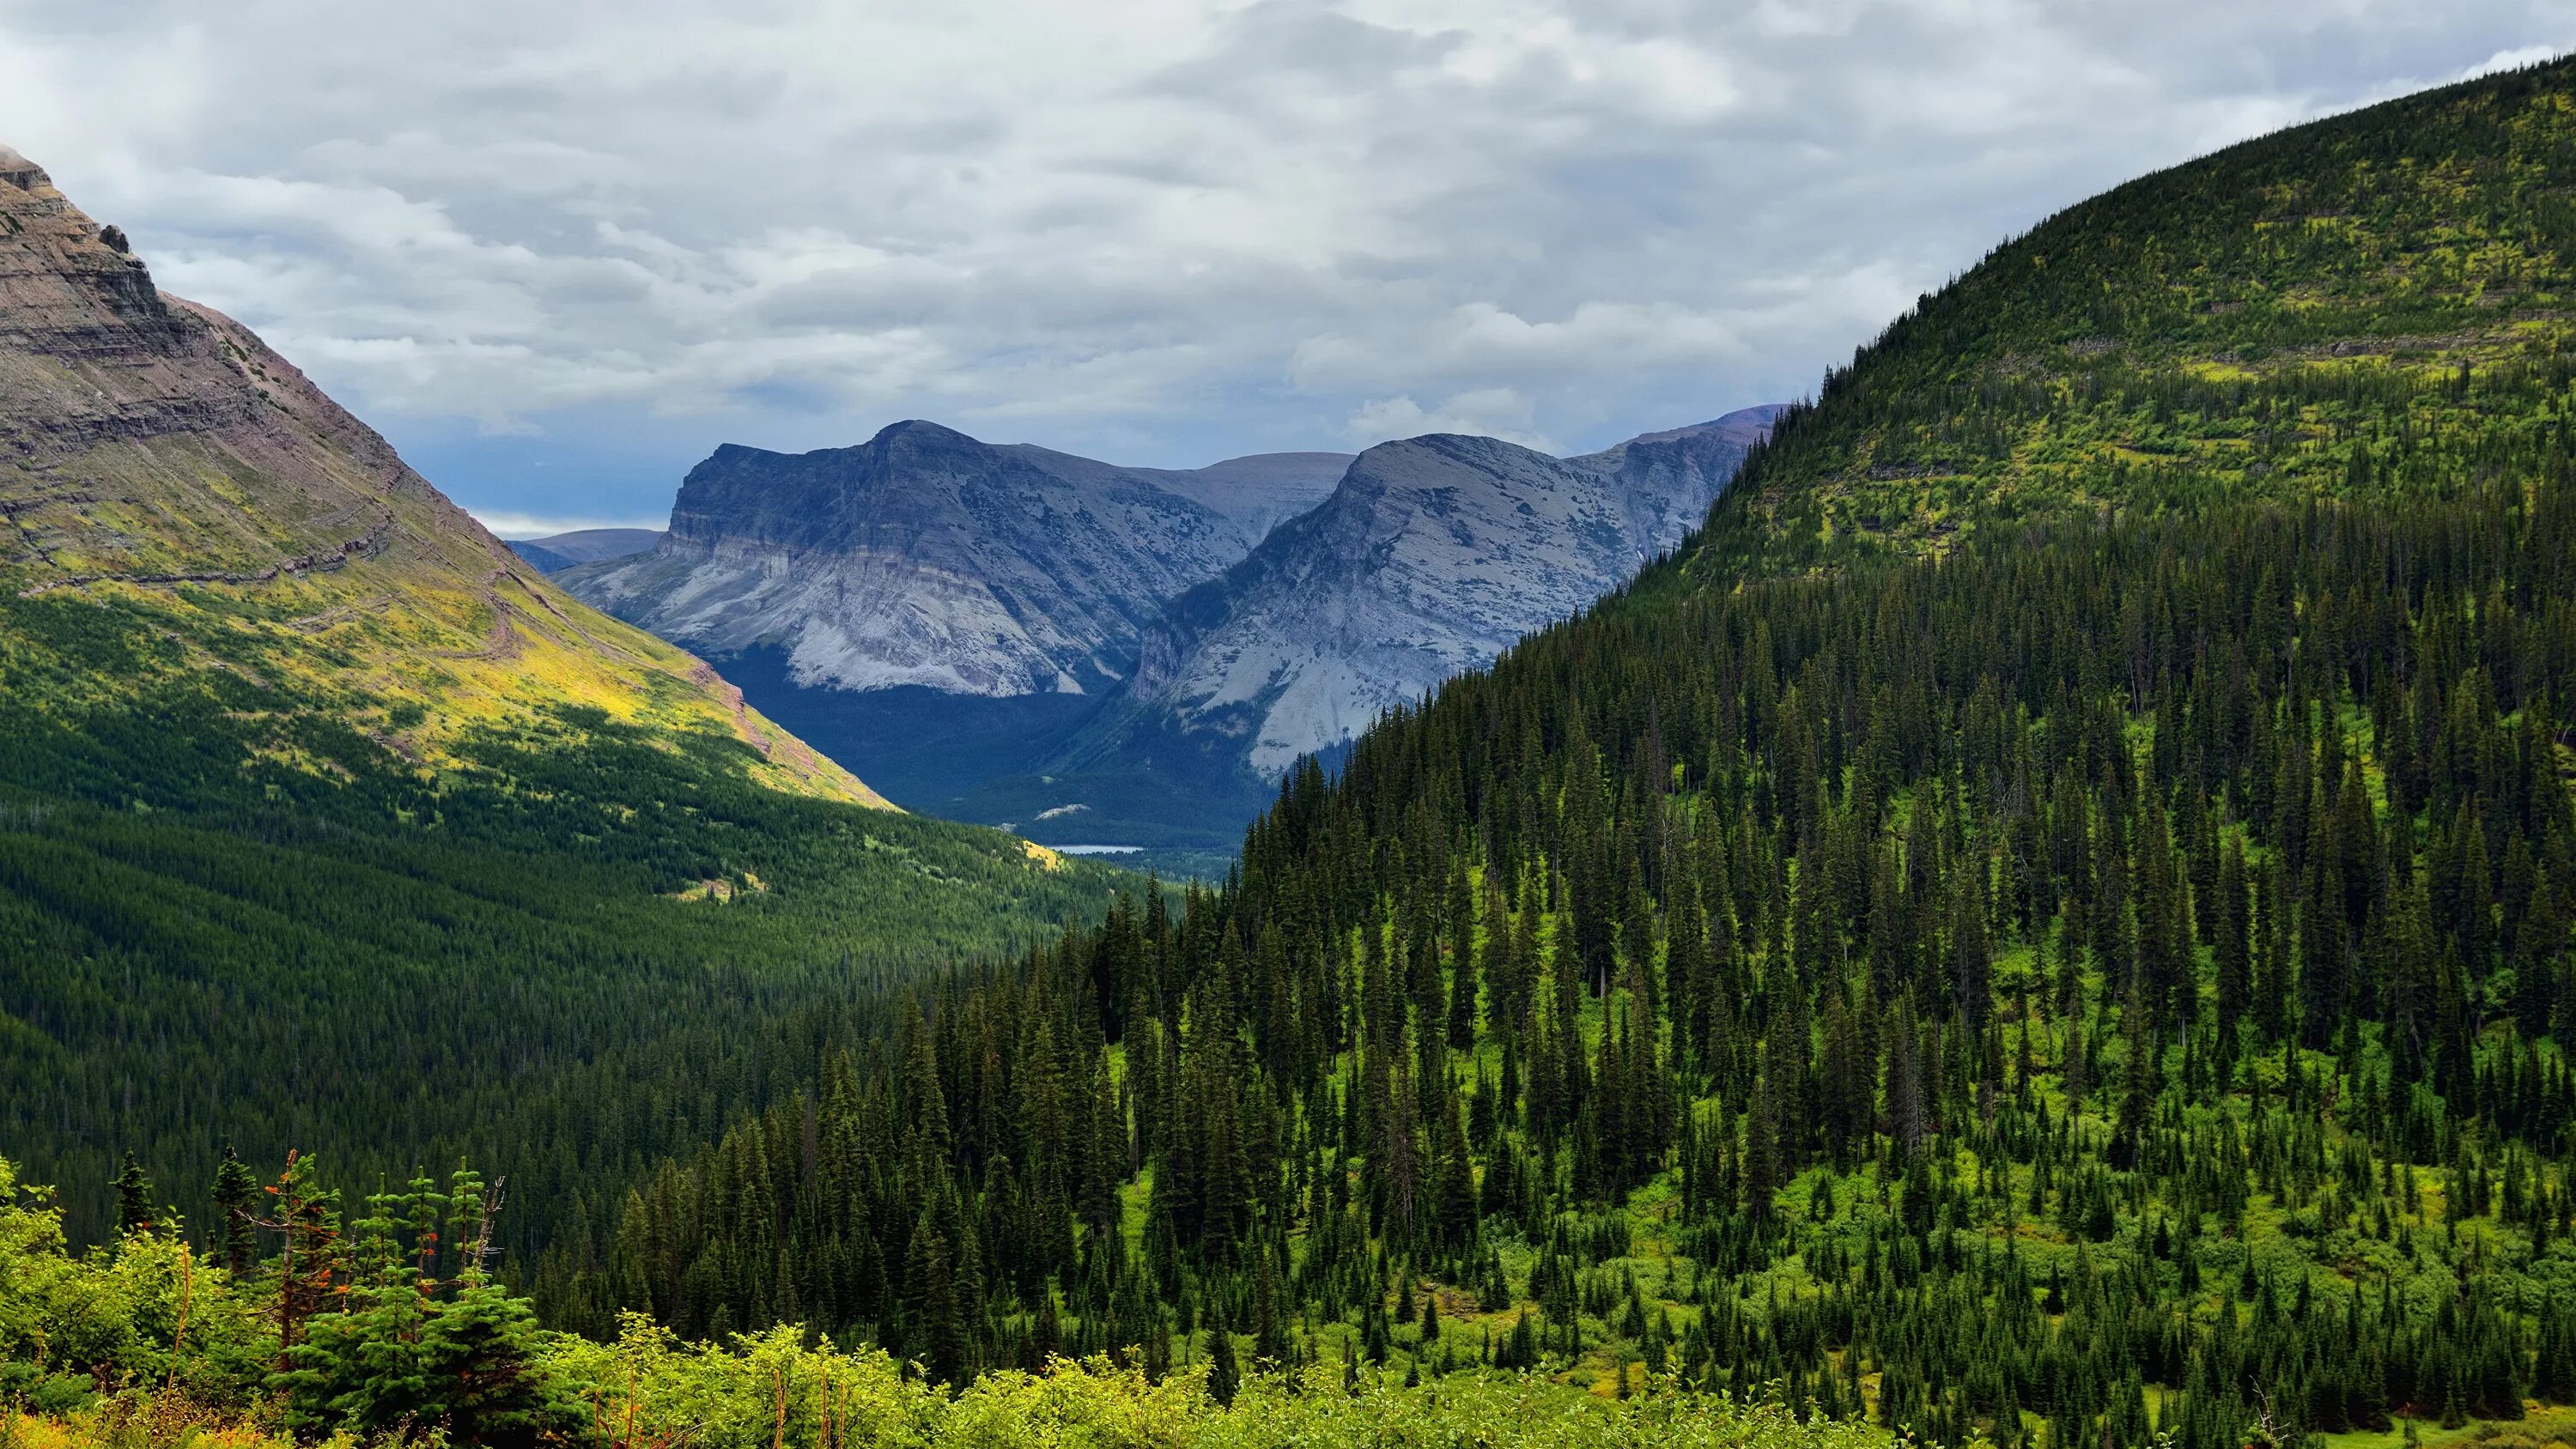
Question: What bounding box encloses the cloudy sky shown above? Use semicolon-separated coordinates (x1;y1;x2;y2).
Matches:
3;2;2567;536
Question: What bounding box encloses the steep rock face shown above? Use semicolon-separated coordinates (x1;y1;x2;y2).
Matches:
0;144;879;807
560;424;1346;697
1073;408;1780;779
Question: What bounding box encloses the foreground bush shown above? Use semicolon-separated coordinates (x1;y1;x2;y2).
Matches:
545;1315;1895;1449
3;1154;1898;1448
4;1346;1899;1449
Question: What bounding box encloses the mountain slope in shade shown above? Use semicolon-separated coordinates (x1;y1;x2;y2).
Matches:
507;527;663;573
1117;450;1359;544
1060;407;1780;781
990;444;1354;552
558;423;1347;700
0;143;882;809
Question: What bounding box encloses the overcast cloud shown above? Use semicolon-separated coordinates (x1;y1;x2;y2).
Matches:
3;1;2568;534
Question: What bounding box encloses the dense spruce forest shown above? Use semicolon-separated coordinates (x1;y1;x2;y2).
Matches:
14;49;2576;1449
555;471;2576;1446
531;57;2576;1448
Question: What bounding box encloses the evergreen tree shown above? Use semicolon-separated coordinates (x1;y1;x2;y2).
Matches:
1206;1324;1241;1407
112;1151;155;1239
210;1143;259;1275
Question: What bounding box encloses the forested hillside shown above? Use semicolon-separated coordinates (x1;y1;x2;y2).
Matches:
17;51;2576;1449
0;662;1120;1253
530;58;2576;1449
1680;55;2576;573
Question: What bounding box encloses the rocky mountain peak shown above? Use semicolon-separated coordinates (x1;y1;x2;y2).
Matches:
877;417;976;447
563;422;1347;702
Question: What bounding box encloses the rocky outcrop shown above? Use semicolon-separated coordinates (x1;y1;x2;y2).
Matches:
1065;408;1782;779
560;424;1346;697
0;145;444;587
0;146;191;364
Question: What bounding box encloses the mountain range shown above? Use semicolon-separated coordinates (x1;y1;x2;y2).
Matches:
561;409;1776;852
561;422;1346;700
1060;409;1783;783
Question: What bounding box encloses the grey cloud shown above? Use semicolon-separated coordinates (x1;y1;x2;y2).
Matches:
1140;3;1457;100
0;0;2567;506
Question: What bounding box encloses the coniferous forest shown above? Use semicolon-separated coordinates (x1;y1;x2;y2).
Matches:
13;52;2576;1449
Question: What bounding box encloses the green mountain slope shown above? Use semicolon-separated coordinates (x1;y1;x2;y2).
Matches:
1674;58;2576;579
550;58;2576;1449
0;146;1114;1246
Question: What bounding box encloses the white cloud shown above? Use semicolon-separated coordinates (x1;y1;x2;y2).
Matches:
1;0;2570;524
1295;299;1755;397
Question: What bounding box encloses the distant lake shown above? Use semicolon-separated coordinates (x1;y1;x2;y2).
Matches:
1051;844;1144;855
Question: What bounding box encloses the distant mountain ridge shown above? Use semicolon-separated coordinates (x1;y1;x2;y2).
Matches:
508;527;663;573
1057;406;1783;781
562;409;1775;852
988;444;1357;552
1120;450;1362;543
560;422;1348;698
